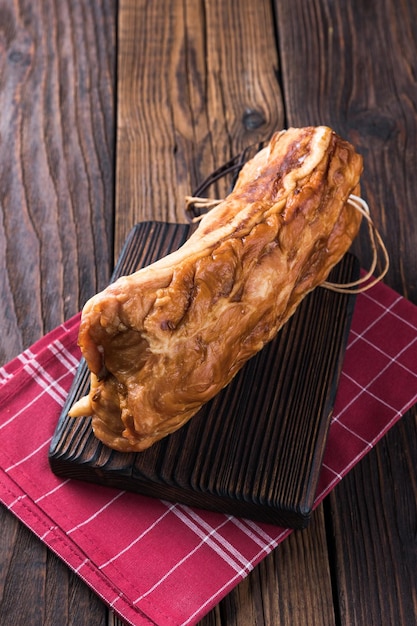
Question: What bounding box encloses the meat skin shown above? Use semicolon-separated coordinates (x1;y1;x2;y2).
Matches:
69;126;363;452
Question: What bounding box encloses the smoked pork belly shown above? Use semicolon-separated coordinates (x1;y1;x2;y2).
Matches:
69;126;363;452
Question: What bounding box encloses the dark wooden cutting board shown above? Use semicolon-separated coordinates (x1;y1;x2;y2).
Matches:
49;221;359;529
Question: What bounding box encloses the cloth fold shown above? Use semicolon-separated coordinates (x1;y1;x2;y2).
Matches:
1;281;417;626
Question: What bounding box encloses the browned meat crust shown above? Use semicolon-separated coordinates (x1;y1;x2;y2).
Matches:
69;126;363;451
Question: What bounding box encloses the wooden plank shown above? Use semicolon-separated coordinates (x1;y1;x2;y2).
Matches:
115;0;284;248
275;0;417;623
0;1;116;625
116;1;336;624
0;0;116;361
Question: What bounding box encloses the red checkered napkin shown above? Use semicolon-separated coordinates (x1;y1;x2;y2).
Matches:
1;281;417;626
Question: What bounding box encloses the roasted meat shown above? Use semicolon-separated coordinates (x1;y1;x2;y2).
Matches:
69;126;363;451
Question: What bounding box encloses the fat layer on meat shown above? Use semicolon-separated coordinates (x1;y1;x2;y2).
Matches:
70;126;363;452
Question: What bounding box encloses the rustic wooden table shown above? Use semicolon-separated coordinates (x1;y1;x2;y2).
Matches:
1;1;416;624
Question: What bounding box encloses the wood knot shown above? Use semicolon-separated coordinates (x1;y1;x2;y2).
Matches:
350;109;397;143
242;108;266;130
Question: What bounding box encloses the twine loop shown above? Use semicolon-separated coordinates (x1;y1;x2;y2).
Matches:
321;194;389;293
